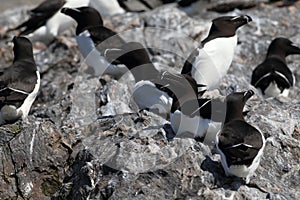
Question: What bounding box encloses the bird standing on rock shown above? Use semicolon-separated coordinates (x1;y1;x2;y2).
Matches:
215;90;265;184
7;0;125;44
181;15;252;93
0;36;40;125
251;37;300;97
61;6;128;78
62;7;195;117
104;41;205;118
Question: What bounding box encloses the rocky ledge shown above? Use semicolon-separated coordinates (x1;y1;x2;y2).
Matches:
0;1;300;199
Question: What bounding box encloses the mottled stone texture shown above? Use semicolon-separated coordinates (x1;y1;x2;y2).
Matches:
1;0;300;199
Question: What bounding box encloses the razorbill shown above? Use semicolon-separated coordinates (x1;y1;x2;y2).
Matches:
0;36;40;125
61;6;128;78
8;0;124;44
251;37;300;97
181;15;252;92
215;90;265;184
104;41;204;117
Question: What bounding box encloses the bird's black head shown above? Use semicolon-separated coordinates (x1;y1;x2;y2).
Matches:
226;90;254;104
267;37;300;58
225;90;254;123
203;15;252;44
61;6;103;34
12;36;34;62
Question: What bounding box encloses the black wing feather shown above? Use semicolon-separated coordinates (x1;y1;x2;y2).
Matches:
0;62;37;108
11;0;66;35
218;120;263;167
30;0;66;14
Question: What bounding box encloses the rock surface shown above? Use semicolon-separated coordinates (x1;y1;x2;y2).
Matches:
0;1;300;199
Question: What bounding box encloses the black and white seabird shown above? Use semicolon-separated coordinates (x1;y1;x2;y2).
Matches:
181;15;252;92
104;41;204;117
215;90;265;183
0;36;40;125
61;6;128;78
8;0;124;44
251;37;300;97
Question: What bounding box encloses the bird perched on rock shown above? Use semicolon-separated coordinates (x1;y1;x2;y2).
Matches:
8;0;124;44
61;6;128;78
181;15;252;93
104;41;204;117
251;37;300;97
0;36;40;125
215;90;265;184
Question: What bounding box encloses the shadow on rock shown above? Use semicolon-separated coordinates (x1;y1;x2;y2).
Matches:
201;155;245;191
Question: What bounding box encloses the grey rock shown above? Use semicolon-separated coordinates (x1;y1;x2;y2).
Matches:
0;2;300;200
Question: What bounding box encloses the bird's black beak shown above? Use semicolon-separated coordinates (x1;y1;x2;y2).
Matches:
243;90;254;101
289;43;300;55
231;15;252;27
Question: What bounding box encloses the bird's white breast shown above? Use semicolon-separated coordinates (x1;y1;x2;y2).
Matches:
76;31;95;57
133;81;172;117
264;81;290;98
170;110;211;139
17;70;41;120
89;0;125;16
45;0;90;39
192;35;237;90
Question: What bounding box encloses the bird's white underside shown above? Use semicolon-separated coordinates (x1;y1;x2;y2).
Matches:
192;35;237;90
28;0;90;42
89;0;125;16
17;70;41;120
76;33;128;78
170;110;222;142
254;70;293;97
263;81;289;98
133;80;172;116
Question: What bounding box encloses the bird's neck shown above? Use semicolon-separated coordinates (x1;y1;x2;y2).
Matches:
201;25;236;46
13;55;35;65
129;63;159;82
224;104;244;124
266;51;287;63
